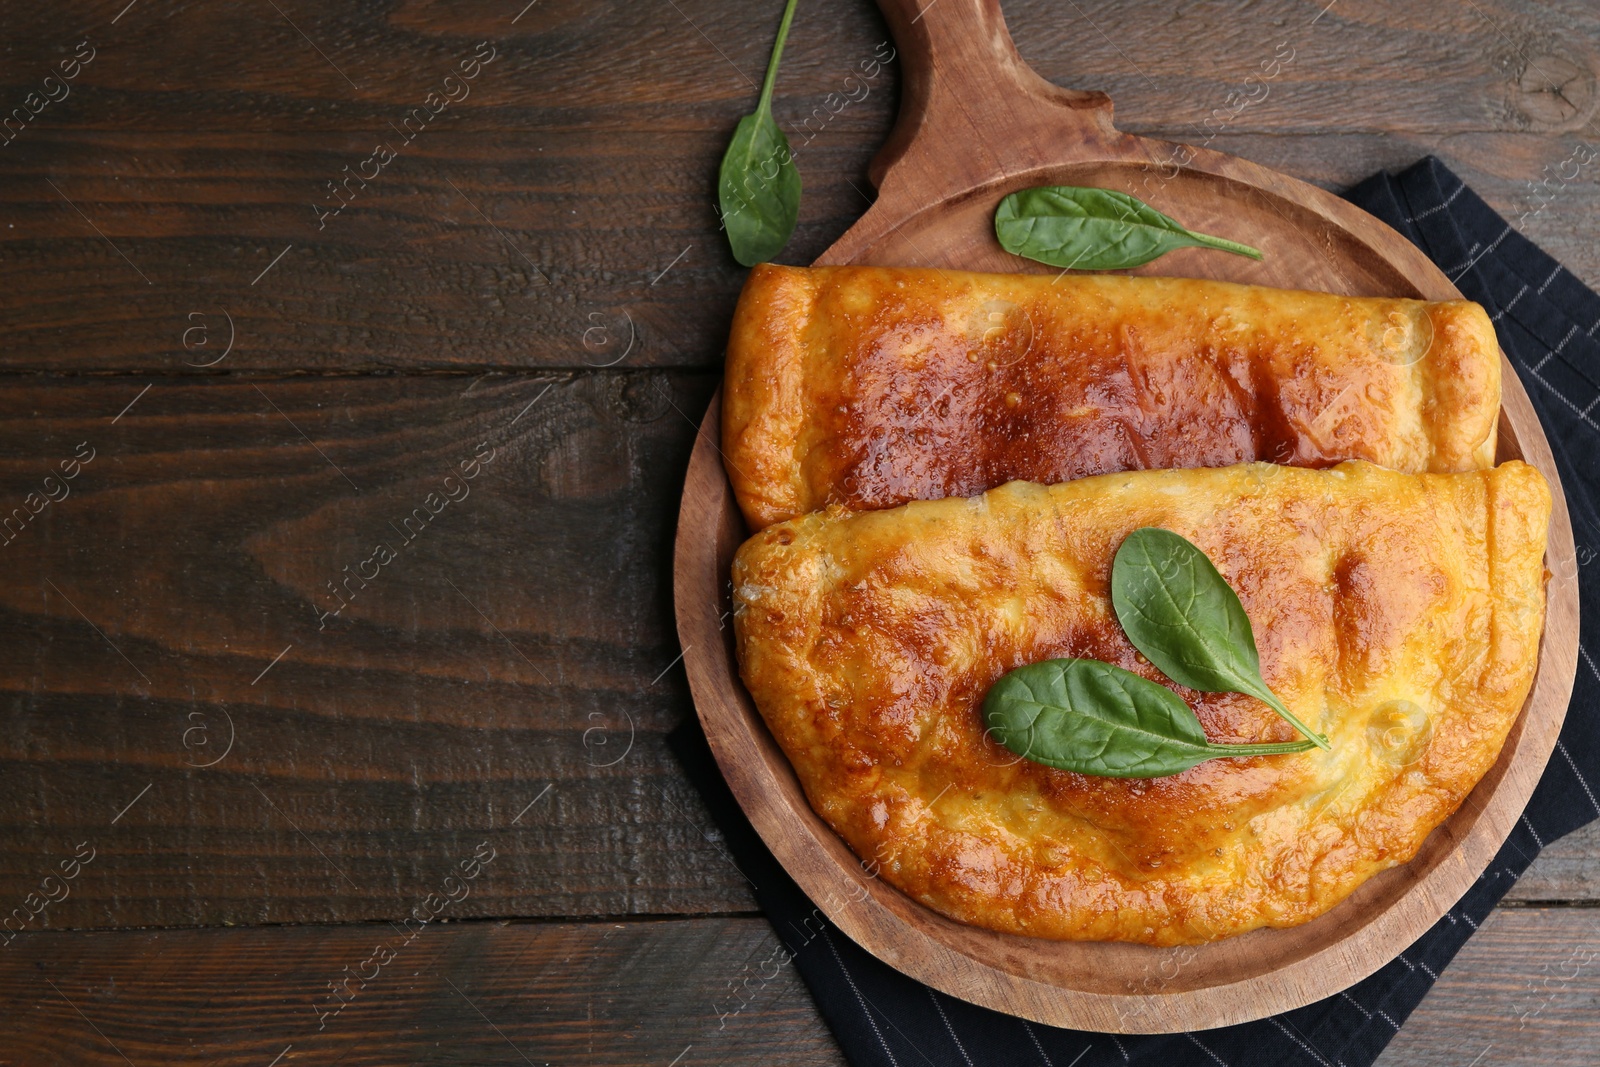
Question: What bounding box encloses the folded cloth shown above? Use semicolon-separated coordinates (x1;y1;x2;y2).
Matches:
669;157;1600;1067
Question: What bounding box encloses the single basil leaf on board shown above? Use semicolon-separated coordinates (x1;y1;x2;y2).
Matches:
717;0;802;267
993;185;1263;271
983;658;1315;778
1111;527;1331;750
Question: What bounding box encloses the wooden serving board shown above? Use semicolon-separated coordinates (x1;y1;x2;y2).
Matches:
674;0;1580;1033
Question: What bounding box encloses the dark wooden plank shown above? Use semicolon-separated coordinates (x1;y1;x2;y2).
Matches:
2;909;1598;1066
0;0;898;372
0;917;845;1066
1005;0;1600;137
1;0;1598;372
1506;821;1600;902
0;371;768;928
1375;907;1600;1066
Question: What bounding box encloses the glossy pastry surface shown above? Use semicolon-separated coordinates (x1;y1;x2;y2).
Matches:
731;461;1550;943
723;265;1501;529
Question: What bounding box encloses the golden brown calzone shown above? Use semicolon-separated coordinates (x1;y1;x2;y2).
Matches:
723;265;1501;529
732;461;1549;943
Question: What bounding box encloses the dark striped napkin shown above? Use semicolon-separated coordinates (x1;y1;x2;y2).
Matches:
670;157;1600;1067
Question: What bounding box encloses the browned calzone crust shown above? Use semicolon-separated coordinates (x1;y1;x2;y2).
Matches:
723;265;1501;529
732;462;1550;944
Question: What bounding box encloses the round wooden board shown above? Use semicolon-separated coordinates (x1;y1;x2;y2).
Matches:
673;0;1580;1034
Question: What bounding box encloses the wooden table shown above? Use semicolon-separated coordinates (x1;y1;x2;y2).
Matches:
0;1;1596;1063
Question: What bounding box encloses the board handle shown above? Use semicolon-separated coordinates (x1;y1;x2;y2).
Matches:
867;0;1119;196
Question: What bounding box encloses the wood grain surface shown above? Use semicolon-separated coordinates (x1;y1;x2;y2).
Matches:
0;910;1597;1066
1;0;1598;1061
0;1;1596;370
0;371;783;926
0;918;841;1066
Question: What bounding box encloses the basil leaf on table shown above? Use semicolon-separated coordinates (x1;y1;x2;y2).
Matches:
1111;527;1331;750
717;0;802;267
994;185;1263;271
983;658;1315;778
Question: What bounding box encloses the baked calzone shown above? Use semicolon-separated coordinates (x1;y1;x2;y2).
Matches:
723;265;1501;529
731;461;1550;944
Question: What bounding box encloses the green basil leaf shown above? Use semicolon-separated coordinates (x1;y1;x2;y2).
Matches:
994;185;1263;271
983;658;1315;778
1111;527;1331;749
717;0;802;267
